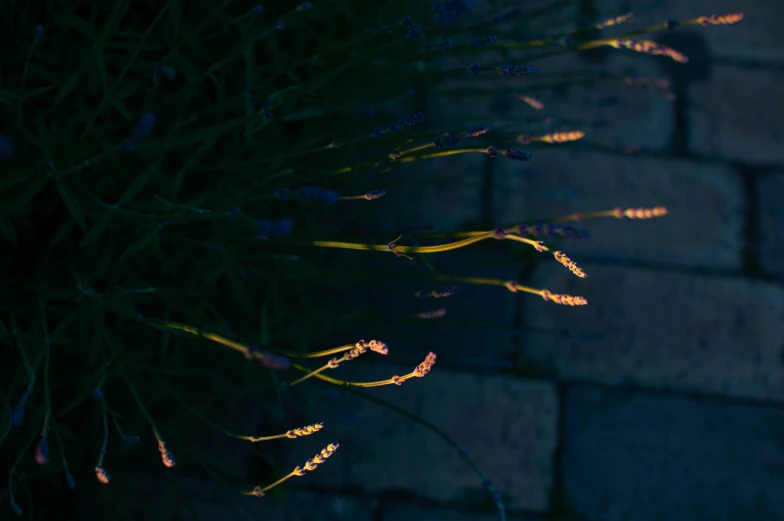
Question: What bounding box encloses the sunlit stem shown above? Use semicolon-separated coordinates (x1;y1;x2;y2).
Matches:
144;319;347;360
170;391;318;442
289;362;422;388
122;371;165;445
240;470;298;496
311;232;495;255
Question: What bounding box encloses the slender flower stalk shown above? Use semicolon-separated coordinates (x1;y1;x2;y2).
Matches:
289;352;437;388
242;442;340;497
9;315;35;427
122;371;176;468
436;275;588;306
35;303;52;465
338;189;387;201
287;339;389;387
171;389;326;442
94;396;111;484
418;207;669;239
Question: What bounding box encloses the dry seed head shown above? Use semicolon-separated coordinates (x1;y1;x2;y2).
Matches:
553;251;586;278
285;422;324;439
697;12;743;25
613;206;668;219
541;290;588;306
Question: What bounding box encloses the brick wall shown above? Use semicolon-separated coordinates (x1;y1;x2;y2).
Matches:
181;1;784;520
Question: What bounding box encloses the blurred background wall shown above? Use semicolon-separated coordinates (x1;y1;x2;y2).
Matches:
175;1;784;520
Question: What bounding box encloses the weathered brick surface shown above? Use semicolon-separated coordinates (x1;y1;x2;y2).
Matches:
563;385;784;521
433;51;675;152
380;502;540;521
370;153;486;234
174;486;377;521
493;148;745;269
290;366;558;512
756;172;784;280
595;0;784;63
320;248;523;367
525;51;676;151
519;263;784;401
689;65;784;164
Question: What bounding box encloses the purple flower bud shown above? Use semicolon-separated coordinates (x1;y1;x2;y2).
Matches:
363;189;386;200
499;64;536;76
401;16;415;28
471;35;498;48
10;403;25;426
469;63;480;75
434;0;472;27
160;65;176;80
119;139;134;153
503;148;532;161
33;25;43;44
486;146;498;158
66;474;76;489
407;25;423;40
35;440;50;464
299;186;338;204
122;434;140;445
494;7;522;23
130;113;156;139
257;217;294;238
0;135;13;159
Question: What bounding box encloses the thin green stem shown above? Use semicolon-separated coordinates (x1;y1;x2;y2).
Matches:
122;370;163;444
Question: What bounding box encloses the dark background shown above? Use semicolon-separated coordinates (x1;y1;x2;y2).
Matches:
5;0;780;519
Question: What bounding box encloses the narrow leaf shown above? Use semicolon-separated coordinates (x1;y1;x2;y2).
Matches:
54;71;81;103
54;179;87;230
50;218;76;246
119;229;160;260
117;160;163;206
80;210;114;248
0;215;17;245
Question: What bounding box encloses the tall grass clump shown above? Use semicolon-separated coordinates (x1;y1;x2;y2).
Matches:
0;1;742;519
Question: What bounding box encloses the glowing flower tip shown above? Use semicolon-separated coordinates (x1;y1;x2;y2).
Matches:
297;442;340;475
285;422;325;439
158;441;176;468
95;465;111;484
553;251;586;278
697;12;743;26
614;206;668;219
413;352;437;378
541;290;588;306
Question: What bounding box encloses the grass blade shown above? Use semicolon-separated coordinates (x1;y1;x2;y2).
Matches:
54;179;86;230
